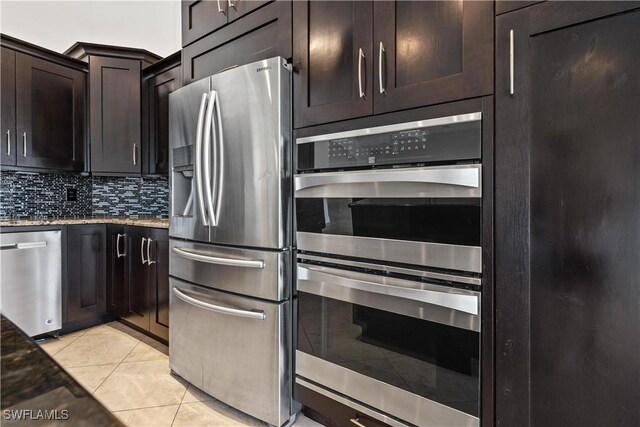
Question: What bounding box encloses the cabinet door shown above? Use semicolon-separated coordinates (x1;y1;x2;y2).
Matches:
293;1;373;128
145;65;181;176
125;227;150;330
182;0;228;47
148;228;169;341
228;0;271;22
67;225;106;322
1;47;16;166
374;0;493;114
15;52;85;171
90;56;141;175
183;1;292;84
495;4;640;426
106;225;127;318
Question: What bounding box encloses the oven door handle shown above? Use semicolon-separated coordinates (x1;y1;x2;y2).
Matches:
297;264;479;316
294;164;481;198
172;247;265;269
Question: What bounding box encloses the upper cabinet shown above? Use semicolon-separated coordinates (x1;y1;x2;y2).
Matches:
65;43;161;176
182;1;291;84
373;0;493;114
182;0;273;47
1;35;86;171
292;1;373;128
293;0;493;128
142;52;182;176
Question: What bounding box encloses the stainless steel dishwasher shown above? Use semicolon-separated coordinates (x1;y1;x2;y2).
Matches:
0;230;62;336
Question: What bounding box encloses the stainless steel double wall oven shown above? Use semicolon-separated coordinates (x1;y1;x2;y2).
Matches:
294;113;484;426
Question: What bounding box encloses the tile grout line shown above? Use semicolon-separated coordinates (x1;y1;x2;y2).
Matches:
88;331;144;399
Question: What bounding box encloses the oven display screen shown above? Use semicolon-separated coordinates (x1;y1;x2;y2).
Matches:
297;120;481;171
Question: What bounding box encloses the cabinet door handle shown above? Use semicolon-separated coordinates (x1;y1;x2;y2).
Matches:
116;233;126;258
217;0;225;14
358;48;365;98
509;29;514;95
141;237;147;265
147;238;156;265
378;42;385;94
22;132;27;157
350;418;366;427
133;143;137;165
6;130;10;157
228;0;236;9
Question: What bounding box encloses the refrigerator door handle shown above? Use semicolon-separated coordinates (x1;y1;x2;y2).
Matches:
172;247;265;269
203;90;217;226
172;287;266;320
195;92;209;226
213;89;224;226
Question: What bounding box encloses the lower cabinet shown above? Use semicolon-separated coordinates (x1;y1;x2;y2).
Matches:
106;225;169;341
66;225;107;323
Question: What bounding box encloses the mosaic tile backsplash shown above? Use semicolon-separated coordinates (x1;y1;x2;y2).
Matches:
0;171;168;220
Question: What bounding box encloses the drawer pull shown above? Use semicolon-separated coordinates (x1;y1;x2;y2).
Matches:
172;247;264;269
350;417;366;427
172;287;266;320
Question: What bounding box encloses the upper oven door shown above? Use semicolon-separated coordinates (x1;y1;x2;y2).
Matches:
295;164;482;273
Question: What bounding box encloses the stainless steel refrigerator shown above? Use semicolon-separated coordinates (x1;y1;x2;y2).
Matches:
167;57;295;427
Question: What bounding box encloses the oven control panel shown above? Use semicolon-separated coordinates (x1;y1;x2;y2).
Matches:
297;115;481;171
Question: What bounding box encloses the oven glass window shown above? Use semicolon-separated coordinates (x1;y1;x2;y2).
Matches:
296;198;481;246
297;292;480;416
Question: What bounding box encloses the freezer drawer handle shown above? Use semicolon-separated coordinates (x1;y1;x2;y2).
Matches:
172;287;266;320
0;242;47;250
172;247;265;269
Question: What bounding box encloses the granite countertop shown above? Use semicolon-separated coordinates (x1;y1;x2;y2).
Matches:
0;217;169;229
0;315;123;426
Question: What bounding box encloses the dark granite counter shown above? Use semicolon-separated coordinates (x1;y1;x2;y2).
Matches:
0;315;122;426
0;217;168;229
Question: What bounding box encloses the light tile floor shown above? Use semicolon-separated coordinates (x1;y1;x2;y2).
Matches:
39;322;323;427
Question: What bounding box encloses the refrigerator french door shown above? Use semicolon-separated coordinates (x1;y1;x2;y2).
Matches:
169;56;292;250
168;57;296;427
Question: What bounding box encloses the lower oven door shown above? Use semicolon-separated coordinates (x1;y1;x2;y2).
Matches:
296;263;480;427
169;278;291;426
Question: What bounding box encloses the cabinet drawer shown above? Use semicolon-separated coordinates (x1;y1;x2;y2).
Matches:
182;0;291;84
169;278;291;426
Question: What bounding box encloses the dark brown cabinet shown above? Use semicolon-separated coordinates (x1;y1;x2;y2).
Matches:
106;225;169;341
148;228;169;340
66;225;107;323
183;0;292;84
373;0;492;114
1;47;16;166
182;0;273;48
106;225;127;318
125;226;150;330
89;56;142;175
1;36;86;171
293;1;373;128
292;0;493;128
495;3;640;426
142;53;181;176
65;43;160;175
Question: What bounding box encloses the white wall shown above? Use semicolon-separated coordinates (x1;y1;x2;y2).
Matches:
0;1;181;58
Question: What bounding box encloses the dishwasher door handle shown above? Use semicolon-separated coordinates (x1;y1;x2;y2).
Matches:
1;242;47;250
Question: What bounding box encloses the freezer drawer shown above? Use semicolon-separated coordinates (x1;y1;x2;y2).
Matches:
169;239;290;301
0;230;61;336
169;278;292;426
